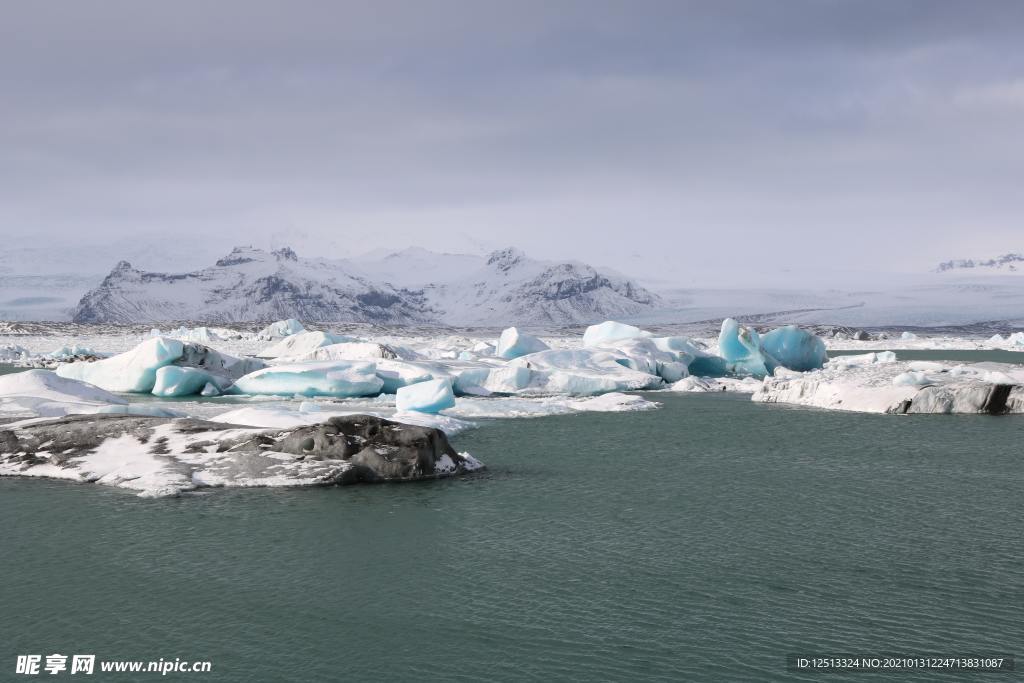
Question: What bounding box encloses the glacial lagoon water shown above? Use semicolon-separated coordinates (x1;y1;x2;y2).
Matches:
2;388;1022;681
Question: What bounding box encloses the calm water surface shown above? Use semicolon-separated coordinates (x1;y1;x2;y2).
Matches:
2;390;1022;681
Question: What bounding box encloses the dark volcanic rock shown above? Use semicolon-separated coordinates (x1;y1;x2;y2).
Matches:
0;414;482;495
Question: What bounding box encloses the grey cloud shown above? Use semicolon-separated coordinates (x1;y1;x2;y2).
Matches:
1;1;1022;279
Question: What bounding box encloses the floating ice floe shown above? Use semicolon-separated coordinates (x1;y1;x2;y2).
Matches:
754;356;1024;414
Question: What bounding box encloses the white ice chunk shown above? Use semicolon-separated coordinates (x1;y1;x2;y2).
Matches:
395;378;456;414
508;349;663;395
232;360;383;397
496;327;549;359
257;331;354;359
582;321;651;348
0;369;127;417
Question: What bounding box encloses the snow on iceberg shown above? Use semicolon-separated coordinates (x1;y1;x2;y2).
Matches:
496;327;549;359
232;360;384;397
395;378;456;414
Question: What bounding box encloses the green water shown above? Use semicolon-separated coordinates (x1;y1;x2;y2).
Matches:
1;393;1021;681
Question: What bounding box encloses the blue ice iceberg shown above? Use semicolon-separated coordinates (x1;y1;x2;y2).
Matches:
760;325;828;372
714;319;827;377
717;319;773;377
152;366;227;398
396;378;456;414
56;337;185;393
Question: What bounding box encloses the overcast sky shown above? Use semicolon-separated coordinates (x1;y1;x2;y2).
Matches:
2;1;1023;281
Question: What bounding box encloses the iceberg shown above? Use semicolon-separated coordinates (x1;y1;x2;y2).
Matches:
395;378;456;414
452;365;533;396
900;331;918;340
257;318;306;339
0;369;128;418
496;327;550;359
717;318;773;378
152;366;227;398
257;331;354;359
509;349;662;395
760;325;828;372
56;337;184;393
582;321;650;348
43;345;106;361
0;344;31;362
232;360;383;397
374;360;436;394
284;341;422;363
55;337;262;395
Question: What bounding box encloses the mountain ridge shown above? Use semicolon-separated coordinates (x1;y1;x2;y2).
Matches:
72;245;661;325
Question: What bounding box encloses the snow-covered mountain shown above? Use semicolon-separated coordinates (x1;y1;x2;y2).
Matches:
420;248;661;325
935;253;1024;274
71;246;660;325
73;247;433;324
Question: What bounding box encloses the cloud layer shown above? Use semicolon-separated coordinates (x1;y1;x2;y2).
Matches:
2;1;1023;280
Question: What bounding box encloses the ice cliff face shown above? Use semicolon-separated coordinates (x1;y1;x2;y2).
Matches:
73;247;433;324
73;246;660;325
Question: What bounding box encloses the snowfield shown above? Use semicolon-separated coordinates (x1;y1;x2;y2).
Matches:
2;317;1022;496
